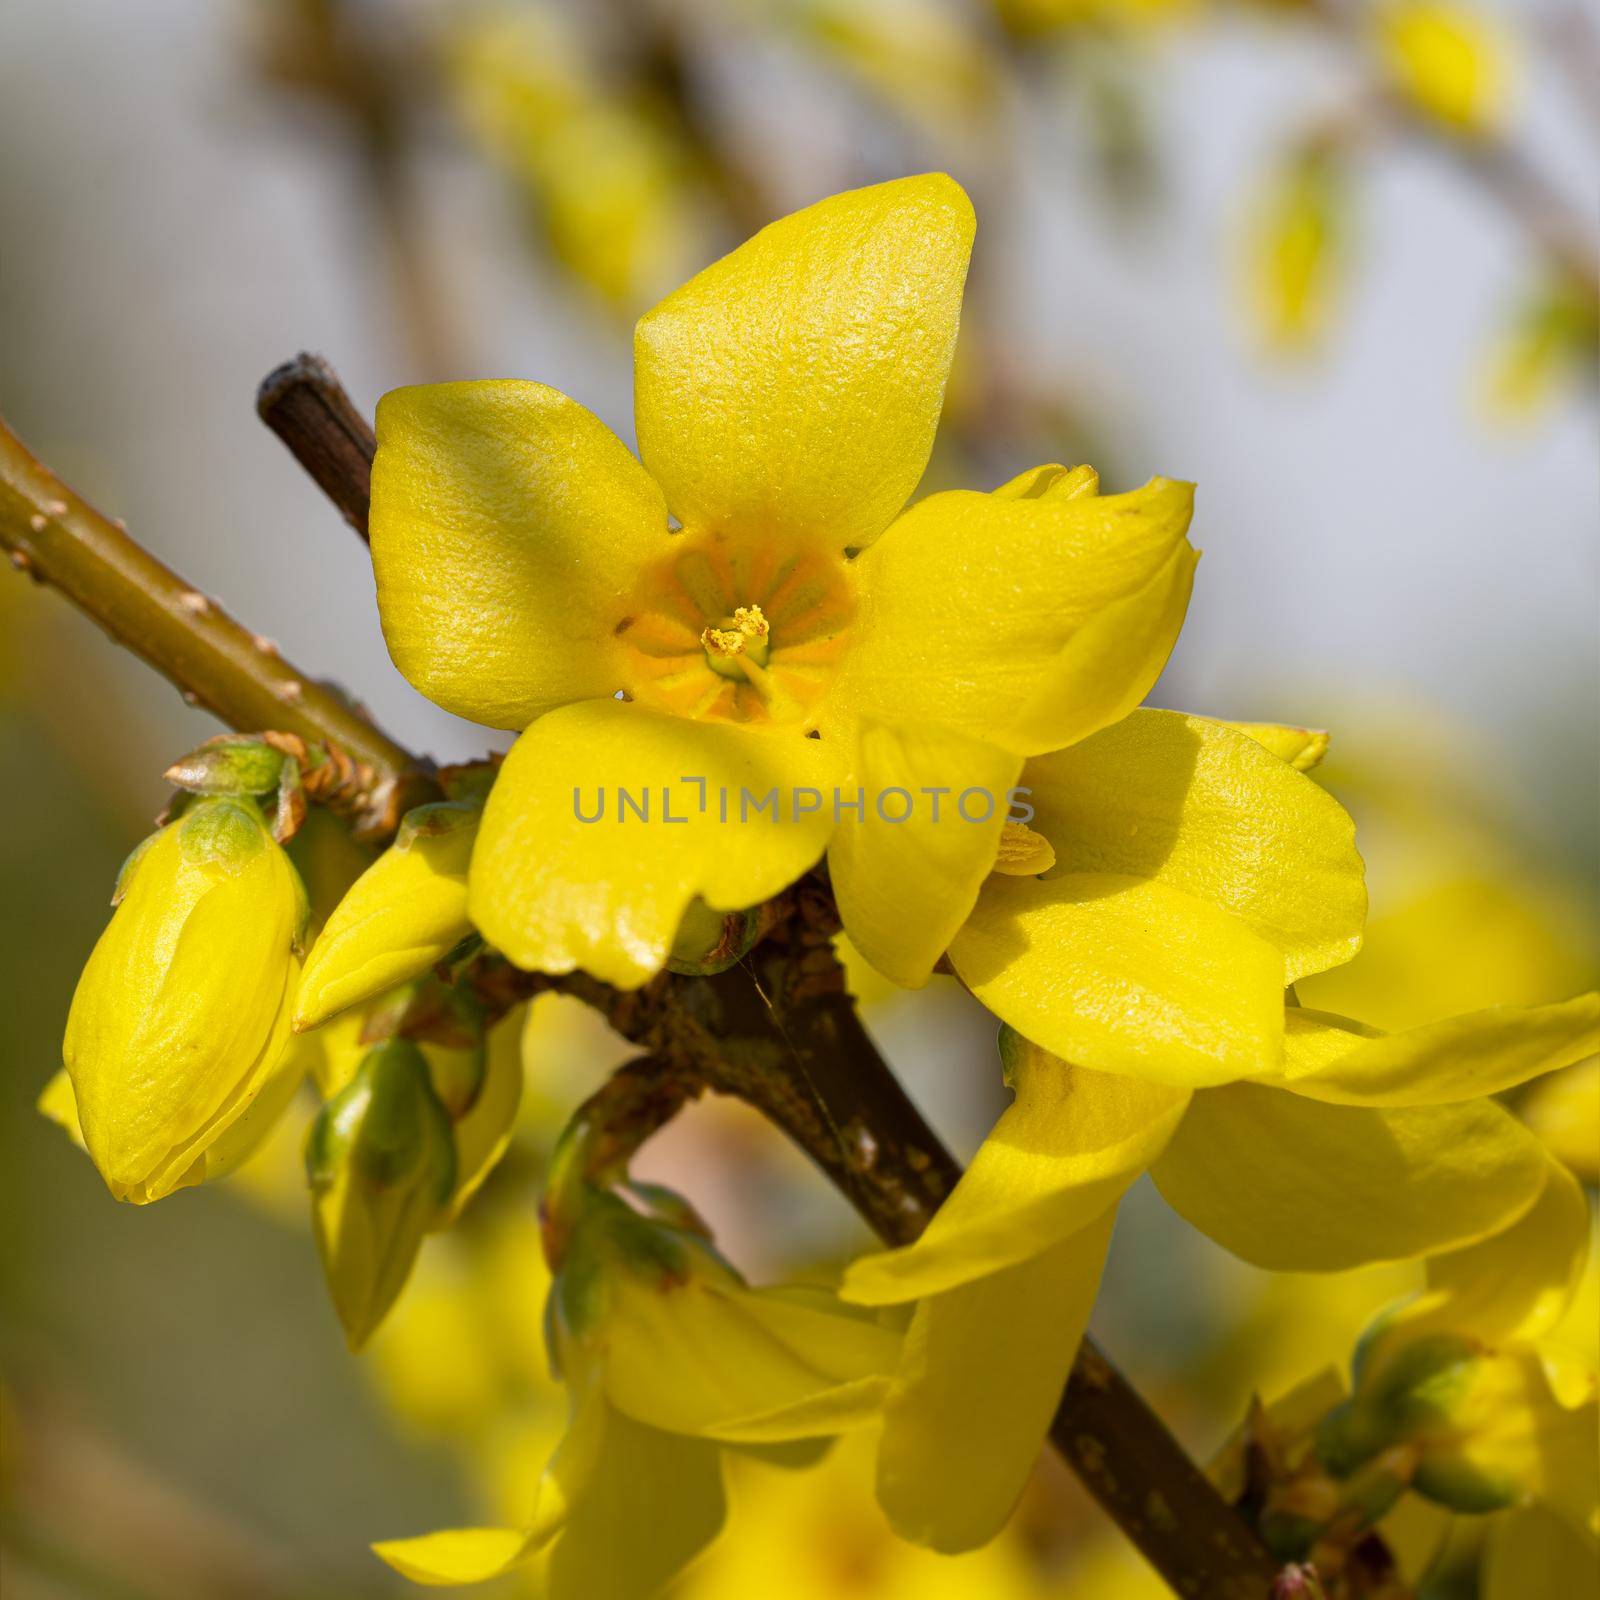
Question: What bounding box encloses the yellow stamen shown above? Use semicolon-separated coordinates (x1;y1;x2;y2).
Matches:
701;625;746;658
992;822;1056;876
732;604;769;639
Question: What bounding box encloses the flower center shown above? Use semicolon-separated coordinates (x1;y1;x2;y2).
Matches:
615;534;853;727
700;605;771;678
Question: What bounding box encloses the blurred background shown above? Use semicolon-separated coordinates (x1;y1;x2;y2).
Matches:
1;1;1595;1595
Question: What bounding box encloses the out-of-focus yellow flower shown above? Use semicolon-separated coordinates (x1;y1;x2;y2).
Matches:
683;1432;1050;1600
1480;278;1600;424
841;995;1595;1550
1243;147;1347;354
61;796;307;1204
1372;1;1514;137
369;177;1204;996
1519;1057;1599;1182
374;1179;901;1592
368;1207;559;1445
450;6;703;314
793;0;999;140
307;1039;457;1351
294;800;477;1031
1296;712;1599;1030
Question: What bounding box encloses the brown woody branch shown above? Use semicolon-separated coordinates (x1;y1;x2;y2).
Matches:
258;353;377;541
0;413;432;835
270;357;1282;1596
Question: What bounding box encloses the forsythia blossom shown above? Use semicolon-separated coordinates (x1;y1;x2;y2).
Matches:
375;1156;901;1594
366;174;1201;993
62;796;307;1203
841;994;1598;1549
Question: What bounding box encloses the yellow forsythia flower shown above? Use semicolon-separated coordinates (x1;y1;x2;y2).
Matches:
1373;2;1514;136
369;176;1203;998
61;796;306;1204
841;993;1597;1550
374;1182;900;1592
306;1039;457;1350
293;800;477;1031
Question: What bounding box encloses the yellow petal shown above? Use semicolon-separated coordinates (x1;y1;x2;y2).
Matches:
831;477;1197;755
375;1370;607;1583
293;804;478;1030
876;1212;1115;1552
991;462;1100;501
37;1069;86;1150
634;174;973;552
469;699;840;987
439;1008;525;1225
1151;1081;1548;1271
545;1400;727;1600
845;1032;1187;1302
1405;1154;1591;1346
369;381;667;730
1024;710;1365;982
373;1526;538;1586
1279;994;1600;1105
826;720;1021;988
1519;1057;1600;1181
1222;719;1330;772
603;1272;900;1440
950;873;1284;1087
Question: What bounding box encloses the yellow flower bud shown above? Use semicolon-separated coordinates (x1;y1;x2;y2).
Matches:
40;1037;308;1197
293;802;478;1032
306;1040;457;1350
62;797;306;1205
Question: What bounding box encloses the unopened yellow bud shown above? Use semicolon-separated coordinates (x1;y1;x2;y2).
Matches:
306;1040;457;1350
62;797;306;1204
293;801;479;1031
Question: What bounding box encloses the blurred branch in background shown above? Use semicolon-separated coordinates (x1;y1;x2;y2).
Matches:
0;1384;386;1600
253;0;463;377
1300;0;1599;298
